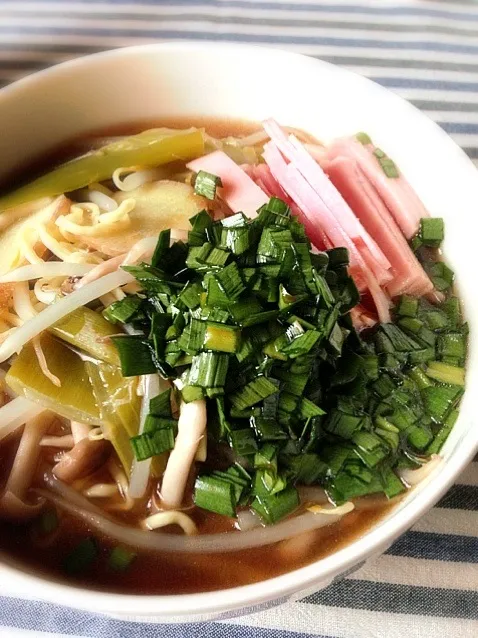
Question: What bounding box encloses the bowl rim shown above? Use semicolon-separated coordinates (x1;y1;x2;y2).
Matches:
0;40;477;618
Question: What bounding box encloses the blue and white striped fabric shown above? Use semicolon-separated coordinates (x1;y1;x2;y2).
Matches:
1;1;478;636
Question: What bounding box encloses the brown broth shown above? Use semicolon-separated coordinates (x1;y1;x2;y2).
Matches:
0;119;394;595
0;498;393;595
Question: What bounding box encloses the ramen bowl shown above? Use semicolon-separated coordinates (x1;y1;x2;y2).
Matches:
0;42;477;622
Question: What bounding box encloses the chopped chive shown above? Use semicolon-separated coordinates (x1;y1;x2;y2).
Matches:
437;332;466;363
251;485;299;525
98;191;464;509
356;131;372;145
228;428;258;456
194;475;237;517
109;547;137;572
194;170;223;200
63;538;97;575
151;229;171;268
111;336;157;376
130;427;175;461
231;377;279;410
420;218;444;248
426;408;459;455
39;509;58;535
149;389;172;417
189;352;229;388
425;361;465;386
181;385;204;403
203;322;241;353
396;295;419;318
299;397;326;419
103;296;143;324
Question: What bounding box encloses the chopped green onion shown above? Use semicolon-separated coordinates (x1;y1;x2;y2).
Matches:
109;546;137;572
420;218;444;248
421;385;463;424
228;428;258;456
251;485;299;525
189;352;229;388
426;408;459;455
373;148;399;178
149;389;172;418
194;475;236;517
356;131;372;145
39;509;58;535
215;262;245;300
151;229;171;268
63;538;97;575
251;416;287;441
437;332;466;363
396;295;419;318
111;336;157;376
103;296;143;324
299;397;326;419
231;376;279;410
194;170;223;200
203;322;241;353
425;361;465;386
130;427;174;461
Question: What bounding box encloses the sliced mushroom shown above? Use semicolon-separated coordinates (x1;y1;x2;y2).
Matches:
52;438;111;484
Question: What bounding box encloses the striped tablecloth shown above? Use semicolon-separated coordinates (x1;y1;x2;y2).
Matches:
0;1;478;636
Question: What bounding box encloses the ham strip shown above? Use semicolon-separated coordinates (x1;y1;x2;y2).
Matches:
262;119;392;287
187;151;268;217
325;155;433;298
262;140;391;323
328;138;428;239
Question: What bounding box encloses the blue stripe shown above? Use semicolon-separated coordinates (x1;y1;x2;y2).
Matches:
301;579;478;619
3;26;478;55
0;596;325;638
438;485;478;510
375;77;478;93
387;531;478;563
7;1;478;22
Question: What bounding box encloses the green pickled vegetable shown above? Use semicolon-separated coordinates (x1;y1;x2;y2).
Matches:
50;306;121;366
6;334;100;424
0;128;205;211
86;361;167;477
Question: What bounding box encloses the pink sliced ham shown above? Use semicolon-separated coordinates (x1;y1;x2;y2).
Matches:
262;139;391;323
328;138;428;239
325;155;433;298
187;151;268;217
262;119;392;288
350;305;378;331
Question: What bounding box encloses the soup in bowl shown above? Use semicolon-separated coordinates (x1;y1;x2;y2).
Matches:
0;43;476;621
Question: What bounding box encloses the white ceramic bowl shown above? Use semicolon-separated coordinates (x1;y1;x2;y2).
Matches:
0;42;477;623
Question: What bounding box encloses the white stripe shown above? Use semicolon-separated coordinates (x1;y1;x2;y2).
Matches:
2;36;478;69
223;602;478;638
4;15;478;46
345;66;478;83
412;507;478;537
2;3;478;33
221;0;478;9
456;462;478;486
350;554;478;591
390;88;478;104
448;133;478;148
423;111;478;124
